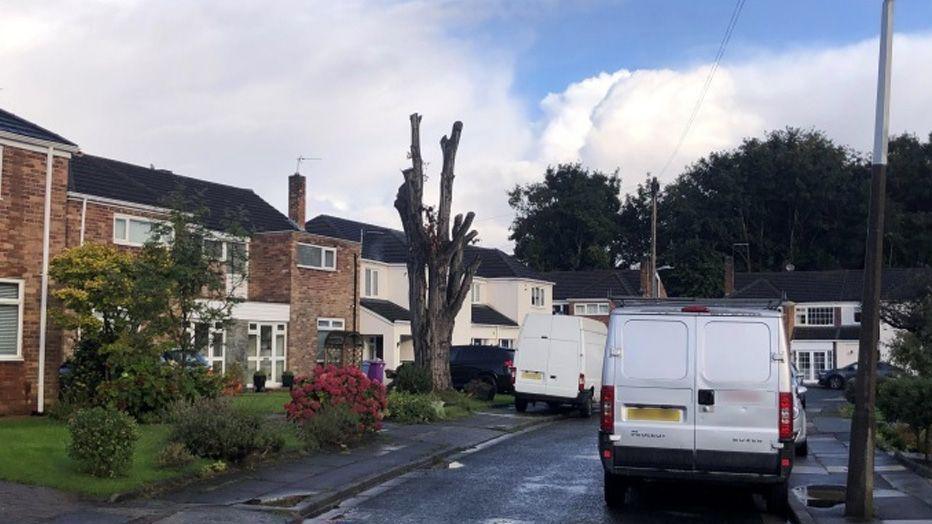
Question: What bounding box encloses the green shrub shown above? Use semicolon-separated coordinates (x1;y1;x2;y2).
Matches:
48;400;80;422
299;404;364;450
67;407;140;478
464;378;496;401
437;389;480;413
169;397;284;462
392;363;432;394
156;442;196;469
877;376;932;460
387;391;443;424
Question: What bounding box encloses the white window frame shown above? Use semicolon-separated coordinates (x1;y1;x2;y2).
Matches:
471;338;488;346
247;322;288;386
0;278;24;360
297;243;337;271
317;318;346;330
573;302;611;316
0;145;4;199
530;286;545;307
190;321;226;374
364;268;380;297
498;338;514;349
112;214;159;247
797;306;834;326
471;282;482;304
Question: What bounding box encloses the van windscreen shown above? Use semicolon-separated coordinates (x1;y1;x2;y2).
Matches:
621;320;688;380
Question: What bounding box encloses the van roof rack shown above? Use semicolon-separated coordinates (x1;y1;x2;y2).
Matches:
609;297;784;311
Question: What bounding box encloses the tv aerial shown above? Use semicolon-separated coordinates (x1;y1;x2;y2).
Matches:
295;155;321;174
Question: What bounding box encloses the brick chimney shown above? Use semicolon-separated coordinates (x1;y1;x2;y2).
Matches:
723;255;735;297
288;173;306;226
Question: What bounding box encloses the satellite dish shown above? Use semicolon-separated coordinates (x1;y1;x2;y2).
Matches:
785;263;795;272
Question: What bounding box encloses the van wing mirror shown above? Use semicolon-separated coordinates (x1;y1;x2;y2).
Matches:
797;386;807;395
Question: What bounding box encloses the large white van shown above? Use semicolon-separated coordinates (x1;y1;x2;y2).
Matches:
514;314;607;416
598;303;795;514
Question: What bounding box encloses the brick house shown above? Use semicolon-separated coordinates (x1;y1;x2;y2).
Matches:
542;268;666;325
0;108;359;415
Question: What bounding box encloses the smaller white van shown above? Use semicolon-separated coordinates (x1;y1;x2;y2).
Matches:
513;314;607;416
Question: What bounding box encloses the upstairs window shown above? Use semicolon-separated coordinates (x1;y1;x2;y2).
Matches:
553;303;569;315
797;306;834;326
531;286;545;307
297;243;336;270
365;268;380;297
0;280;23;359
471;282;482;303
574;302;611;315
854;306;862;323
113;215;157;246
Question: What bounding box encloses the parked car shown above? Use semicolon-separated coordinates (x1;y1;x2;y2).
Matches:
450;345;515;400
791;367;808;456
161;350;211;369
513;314;607;417
599;303;795;514
817;361;902;389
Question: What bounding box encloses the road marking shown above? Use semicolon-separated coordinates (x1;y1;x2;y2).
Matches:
826;466;847;473
873;489;907;498
792;465;828;475
447;461;464;469
375;444;407;456
874;465;907;472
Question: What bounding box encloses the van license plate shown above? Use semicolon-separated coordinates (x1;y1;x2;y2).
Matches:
521;371;543;380
626;407;682;422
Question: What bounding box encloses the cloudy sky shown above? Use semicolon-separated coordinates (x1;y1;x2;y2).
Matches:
2;0;931;250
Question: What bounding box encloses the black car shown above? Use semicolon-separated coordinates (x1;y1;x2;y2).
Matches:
450;345;515;400
818;361;902;389
161;350;211;369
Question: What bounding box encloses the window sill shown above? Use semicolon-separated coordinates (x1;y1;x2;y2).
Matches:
0;357;24;362
296;265;336;272
113;239;145;248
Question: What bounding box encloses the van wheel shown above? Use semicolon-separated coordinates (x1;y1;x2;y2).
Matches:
515;397;528;413
604;471;627;508
796;439;808;457
764;481;789;515
579;394;593;418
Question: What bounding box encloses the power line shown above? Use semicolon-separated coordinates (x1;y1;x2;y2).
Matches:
657;0;746;179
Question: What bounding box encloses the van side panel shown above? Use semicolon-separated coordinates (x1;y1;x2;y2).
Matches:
695;319;779;469
613;317;695;469
583;326;607;400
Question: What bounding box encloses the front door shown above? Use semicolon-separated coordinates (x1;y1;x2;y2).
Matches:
248;322;287;386
793;345;834;382
194;322;225;373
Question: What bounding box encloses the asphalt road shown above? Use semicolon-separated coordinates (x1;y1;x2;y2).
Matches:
310;412;788;523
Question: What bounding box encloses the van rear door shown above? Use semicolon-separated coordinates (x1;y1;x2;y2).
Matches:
694;317;779;473
514;315;551;397
613;315;695;470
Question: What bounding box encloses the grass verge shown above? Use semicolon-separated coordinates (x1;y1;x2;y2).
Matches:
0;417;208;498
231;390;292;416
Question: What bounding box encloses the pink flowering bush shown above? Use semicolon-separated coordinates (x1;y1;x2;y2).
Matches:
285;365;388;433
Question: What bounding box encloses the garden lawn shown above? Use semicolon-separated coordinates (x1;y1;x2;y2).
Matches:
232;390;292;416
0;417;207;498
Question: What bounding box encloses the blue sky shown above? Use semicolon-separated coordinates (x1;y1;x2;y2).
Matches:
469;0;932;116
3;0;932;249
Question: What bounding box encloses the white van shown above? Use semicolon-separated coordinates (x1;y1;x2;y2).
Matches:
514;314;607;416
599;303;794;514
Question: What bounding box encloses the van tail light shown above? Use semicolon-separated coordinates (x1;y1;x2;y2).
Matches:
578;373;586;392
505;360;516;384
779;392;793;440
600;386;614;433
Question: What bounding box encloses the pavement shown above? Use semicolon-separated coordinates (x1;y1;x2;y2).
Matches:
789;386;932;523
0;405;561;524
312;413;787;523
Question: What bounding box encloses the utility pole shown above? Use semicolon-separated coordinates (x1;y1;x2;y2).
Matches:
649;176;659;298
846;0;894;518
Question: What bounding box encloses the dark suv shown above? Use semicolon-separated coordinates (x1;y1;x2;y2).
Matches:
450;345;515;400
818;361;903;389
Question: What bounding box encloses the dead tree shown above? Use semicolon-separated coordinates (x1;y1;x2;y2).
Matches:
394;114;479;390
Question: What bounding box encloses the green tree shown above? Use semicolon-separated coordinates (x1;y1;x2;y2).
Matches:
876;376;932;461
885;133;932;268
881;279;932;377
509;164;622;271
614;176;654;269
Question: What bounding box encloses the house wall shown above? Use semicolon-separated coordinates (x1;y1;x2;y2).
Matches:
64;198;168;250
0;144;70;415
468;324;520;345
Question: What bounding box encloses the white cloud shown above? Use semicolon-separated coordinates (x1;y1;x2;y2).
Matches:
2;2;931;251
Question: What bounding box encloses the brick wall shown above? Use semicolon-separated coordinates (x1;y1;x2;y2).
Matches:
64;199;168;249
0;144;69;415
249;231;293;303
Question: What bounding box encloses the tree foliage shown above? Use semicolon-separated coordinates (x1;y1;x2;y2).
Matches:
509;164;621;271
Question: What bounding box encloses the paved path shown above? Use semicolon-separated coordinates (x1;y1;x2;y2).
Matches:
789;387;932;523
0;406;558;523
311;414;787;523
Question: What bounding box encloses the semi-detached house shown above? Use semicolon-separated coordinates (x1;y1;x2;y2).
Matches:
726;267;931;383
304;215;555;371
0;108;359;415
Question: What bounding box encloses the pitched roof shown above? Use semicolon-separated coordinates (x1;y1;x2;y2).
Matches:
0;108;76;147
794;325;860;341
69;154;297;233
305;214;546;280
541;269;643;300
731;268;932;303
471;304;518;326
361;298;410;323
